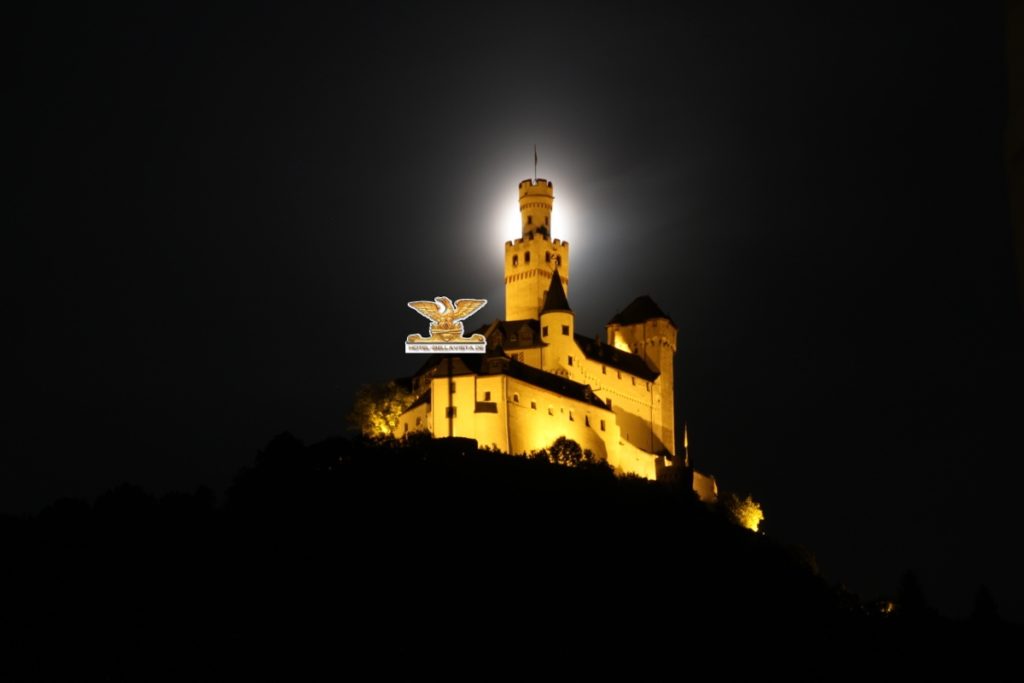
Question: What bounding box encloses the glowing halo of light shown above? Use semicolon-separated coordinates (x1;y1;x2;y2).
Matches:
493;194;520;244
490;178;578;247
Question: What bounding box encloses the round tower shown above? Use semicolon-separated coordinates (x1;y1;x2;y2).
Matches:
539;269;575;379
518;178;554;236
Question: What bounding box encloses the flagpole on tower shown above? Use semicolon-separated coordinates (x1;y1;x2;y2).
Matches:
533;144;537;183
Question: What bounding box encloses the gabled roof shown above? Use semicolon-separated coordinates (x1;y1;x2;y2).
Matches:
607;295;675;327
407;353;608;410
503;358;607;409
407;388;431;410
468;315;660;381
574;334;660;381
474;318;544;350
540;269;571;314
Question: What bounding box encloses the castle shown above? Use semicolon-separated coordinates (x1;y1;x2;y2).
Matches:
397;176;716;500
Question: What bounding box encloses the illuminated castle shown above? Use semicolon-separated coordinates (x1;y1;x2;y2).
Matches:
398;177;716;499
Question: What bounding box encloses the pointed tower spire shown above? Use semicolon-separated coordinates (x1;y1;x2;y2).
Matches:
541;268;571;314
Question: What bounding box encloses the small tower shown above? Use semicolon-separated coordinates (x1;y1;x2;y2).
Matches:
519;176;554;236
539;269;575;379
504;178;570;321
606;296;678;455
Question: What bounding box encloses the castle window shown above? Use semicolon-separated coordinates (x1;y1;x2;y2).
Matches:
530;401;537;410
513;255;518;267
484;391;491;401
561;325;569;335
585;416;591;427
542;326;548;337
569;410;575;422
632;377;636;386
567;355;573;366
547;407;553;416
646;382;650;391
446;406;457;418
525;252;531;264
528;215;533;225
545;252;551;263
601;365;606;375
606;398;612;408
513;393;520;403
555;255;561;266
600;419;606;431
416;416;422;426
617;371;621;379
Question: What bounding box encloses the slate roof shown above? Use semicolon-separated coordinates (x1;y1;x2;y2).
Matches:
574;334;660;381
503;358;608;409
473;318;543;350
408;353;608;410
607;295;675;327
540;269;571;314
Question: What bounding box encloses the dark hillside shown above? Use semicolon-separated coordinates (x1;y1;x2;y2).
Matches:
3;434;1017;678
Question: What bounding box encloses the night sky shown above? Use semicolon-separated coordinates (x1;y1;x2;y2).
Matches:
12;3;1024;620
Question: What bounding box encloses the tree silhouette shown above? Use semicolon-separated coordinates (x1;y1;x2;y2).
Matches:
348;380;416;437
548;436;587;467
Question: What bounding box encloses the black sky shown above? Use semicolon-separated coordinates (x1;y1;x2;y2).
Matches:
11;2;1024;620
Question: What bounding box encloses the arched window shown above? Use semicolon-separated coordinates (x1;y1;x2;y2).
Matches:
555;255;561;266
513;393;520;403
545;252;551;263
525;251;531;264
512;255;519;267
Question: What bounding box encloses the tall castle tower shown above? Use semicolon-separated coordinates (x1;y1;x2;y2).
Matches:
606;298;678;455
396;170;717;493
504;179;571;321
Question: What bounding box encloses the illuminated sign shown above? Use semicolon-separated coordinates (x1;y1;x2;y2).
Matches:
406;296;487;353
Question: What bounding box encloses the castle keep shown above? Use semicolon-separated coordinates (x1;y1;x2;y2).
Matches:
398;177;716;497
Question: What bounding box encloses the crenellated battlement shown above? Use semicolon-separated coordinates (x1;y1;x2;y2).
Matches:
505;235;571;250
505;237;570;254
518;178;554;192
518;177;554;236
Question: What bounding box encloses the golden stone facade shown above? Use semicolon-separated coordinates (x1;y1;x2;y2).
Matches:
399;177;716;495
